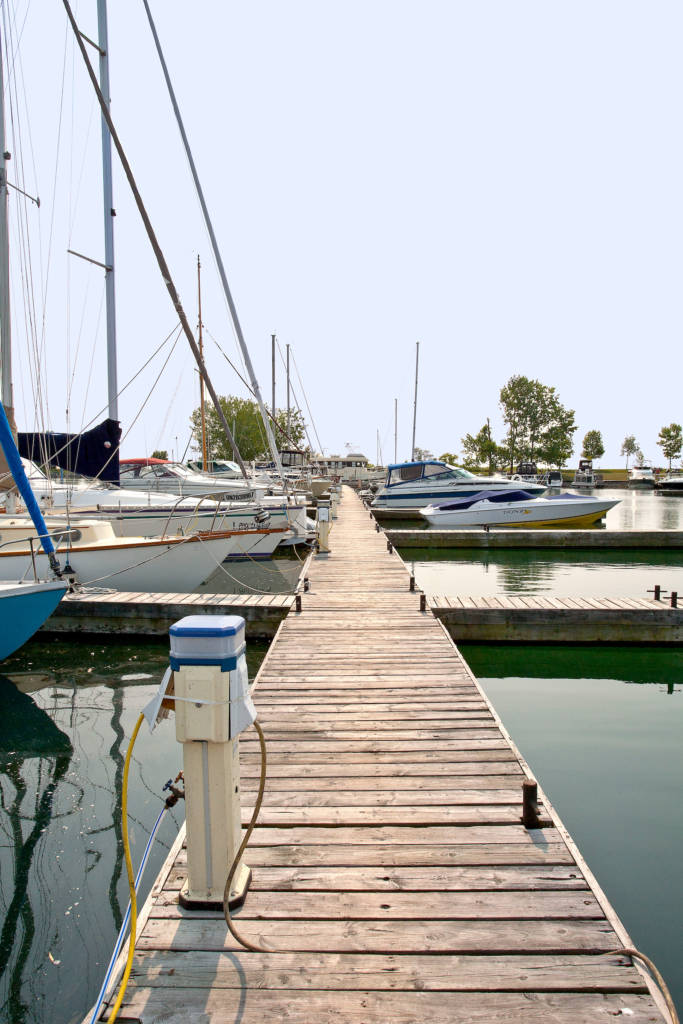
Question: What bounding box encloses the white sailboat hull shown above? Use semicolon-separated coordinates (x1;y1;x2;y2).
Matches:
0;524;243;591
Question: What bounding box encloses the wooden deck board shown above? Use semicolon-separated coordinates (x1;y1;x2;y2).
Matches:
104;487;665;1023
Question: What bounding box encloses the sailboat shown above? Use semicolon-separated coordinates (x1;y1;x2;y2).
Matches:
0;404;67;660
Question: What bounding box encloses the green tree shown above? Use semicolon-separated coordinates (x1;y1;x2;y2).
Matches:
499;375;576;469
657;423;683;470
190;396;307;462
581;430;605;462
151;449;168;460
461;420;500;473
620;435;638;469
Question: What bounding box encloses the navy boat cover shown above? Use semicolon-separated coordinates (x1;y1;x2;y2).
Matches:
18;418;122;483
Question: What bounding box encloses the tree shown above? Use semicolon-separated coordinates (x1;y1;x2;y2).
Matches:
620;435;638;469
461;420;500;473
657;423;683;470
581;430;605;462
190;395;307;462
412;447;434;461
499;375;576;470
151;449;168;460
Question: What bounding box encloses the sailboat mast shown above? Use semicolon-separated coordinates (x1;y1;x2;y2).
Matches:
0;24;12;416
197;256;208;467
286;343;290;437
411;341;419;461
96;0;118;422
271;333;276;426
140;0;285;483
394;398;397;463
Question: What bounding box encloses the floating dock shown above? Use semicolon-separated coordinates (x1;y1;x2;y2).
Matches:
429;594;683;643
99;487;669;1022
47;590;293;640
385;526;683;549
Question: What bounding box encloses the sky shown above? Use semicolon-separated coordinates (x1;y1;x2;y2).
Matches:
2;0;682;468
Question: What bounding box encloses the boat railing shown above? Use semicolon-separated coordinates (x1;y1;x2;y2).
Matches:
0;526;83;581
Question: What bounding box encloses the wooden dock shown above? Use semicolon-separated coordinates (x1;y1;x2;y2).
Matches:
429;594;683;643
46;590;293;640
385;526;683;548
102;487;668;1022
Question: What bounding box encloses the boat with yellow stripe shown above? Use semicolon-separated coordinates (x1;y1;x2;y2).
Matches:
420;489;619;529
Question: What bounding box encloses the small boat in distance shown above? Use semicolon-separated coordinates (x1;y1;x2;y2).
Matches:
372;460;546;509
628;464;656;488
573;459;603;488
421;489;620;529
656;471;683;493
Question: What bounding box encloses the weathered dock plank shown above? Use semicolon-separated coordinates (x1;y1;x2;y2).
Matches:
44;589;293;640
429;594;683;643
96;487;668;1023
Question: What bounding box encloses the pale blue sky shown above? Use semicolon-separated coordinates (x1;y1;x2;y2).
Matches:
4;1;682;467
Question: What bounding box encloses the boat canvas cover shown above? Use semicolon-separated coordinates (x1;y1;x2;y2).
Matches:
18;418;122;483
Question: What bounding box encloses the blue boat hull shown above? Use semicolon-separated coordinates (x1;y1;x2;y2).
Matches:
0;582;68;660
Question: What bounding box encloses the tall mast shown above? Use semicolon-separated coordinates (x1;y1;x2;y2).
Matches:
197;255;208;466
96;0;118;422
0;23;12;417
394;398;397;463
271;333;276;427
411;341;420;461
141;0;285;483
286;343;290;437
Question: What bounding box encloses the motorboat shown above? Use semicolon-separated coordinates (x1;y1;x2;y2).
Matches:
371;460;546;509
573;459;603;489
628;464;656;488
656;472;683;492
118;458;266;500
420;489;620;528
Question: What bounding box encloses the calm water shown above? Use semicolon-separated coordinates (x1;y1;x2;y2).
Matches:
461;644;683;1016
406;548;683;598
197;552;304;595
0;639;268;1024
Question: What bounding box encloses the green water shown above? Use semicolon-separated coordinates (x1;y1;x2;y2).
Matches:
461;644;683;1016
0;639;268;1024
405;547;683;598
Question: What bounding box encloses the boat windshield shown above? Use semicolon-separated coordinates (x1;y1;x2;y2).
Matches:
386;462;474;486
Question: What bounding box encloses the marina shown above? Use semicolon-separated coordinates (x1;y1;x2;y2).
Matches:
0;3;682;1021
86;487;674;1022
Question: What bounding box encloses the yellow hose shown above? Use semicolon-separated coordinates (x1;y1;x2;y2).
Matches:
106;712;145;1023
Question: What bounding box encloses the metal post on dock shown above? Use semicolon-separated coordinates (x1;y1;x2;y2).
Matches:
316;499;331;553
170;615;256;909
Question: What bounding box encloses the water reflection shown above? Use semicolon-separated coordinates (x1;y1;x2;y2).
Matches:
196;555;303;595
0;679;73;1023
407;548;683;599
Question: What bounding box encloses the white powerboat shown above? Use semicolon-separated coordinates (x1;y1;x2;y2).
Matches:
118;458;266;500
372;460;546;509
656;472;683;493
629;464;656;488
421;488;620;528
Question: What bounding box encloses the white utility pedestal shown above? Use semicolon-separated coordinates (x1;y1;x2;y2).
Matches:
170;614;256;910
317;499;331;553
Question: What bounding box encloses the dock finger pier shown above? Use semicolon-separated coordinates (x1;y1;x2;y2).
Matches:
105;487;671;1023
